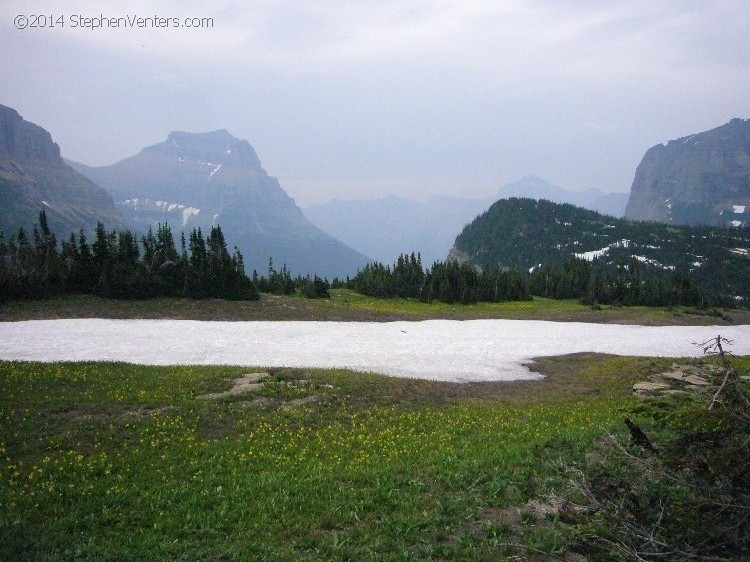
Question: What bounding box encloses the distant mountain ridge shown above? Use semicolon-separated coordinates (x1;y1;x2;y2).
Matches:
0;104;124;238
303;176;628;265
625;118;750;226
496;176;629;217
69;130;370;278
449;197;750;300
304;195;490;266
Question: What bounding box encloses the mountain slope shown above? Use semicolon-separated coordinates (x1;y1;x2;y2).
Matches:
625;118;750;226
0;104;124;238
449;197;750;300
303;177;628;266
69;130;370;278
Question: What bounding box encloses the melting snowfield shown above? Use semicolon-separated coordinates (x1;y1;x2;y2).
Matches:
1;319;749;382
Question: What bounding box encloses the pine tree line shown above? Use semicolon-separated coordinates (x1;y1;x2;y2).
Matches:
253;258;331;299
349;252;721;308
349;252;531;304
0;211;727;308
0;211;258;301
528;257;718;307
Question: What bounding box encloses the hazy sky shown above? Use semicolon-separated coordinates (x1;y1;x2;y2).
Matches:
1;1;748;205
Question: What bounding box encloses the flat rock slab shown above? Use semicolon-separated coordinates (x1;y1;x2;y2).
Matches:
683;375;709;386
671;364;702;374
198;372;270;400
661;371;686;381
634;382;671;392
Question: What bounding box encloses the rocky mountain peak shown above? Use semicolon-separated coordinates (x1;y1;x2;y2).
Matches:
142;129;263;170
0;103;124;237
70;129;369;277
624;118;750;226
0;104;61;163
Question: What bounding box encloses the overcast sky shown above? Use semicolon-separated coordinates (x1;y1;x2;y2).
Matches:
1;1;748;205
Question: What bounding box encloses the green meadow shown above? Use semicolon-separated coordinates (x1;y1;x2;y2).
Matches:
0;353;705;560
0;289;745;324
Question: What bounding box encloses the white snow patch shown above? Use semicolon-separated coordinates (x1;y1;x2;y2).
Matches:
632;255;675;271
208;164;222;179
182;207;200;226
734;205;746;214
732;221;743;228
574;239;630;261
1;320;749;383
41;200;50;207
731;248;748;256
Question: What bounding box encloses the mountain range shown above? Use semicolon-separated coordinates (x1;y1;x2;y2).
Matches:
4;101;747;285
303;176;628;265
68;130;370;279
625;117;750;227
0;104;124;239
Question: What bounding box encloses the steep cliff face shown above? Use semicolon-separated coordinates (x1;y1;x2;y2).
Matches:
0;104;124;238
70;130;370;277
624;118;750;226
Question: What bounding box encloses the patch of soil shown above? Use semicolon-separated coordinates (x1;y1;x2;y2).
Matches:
197;372;270;399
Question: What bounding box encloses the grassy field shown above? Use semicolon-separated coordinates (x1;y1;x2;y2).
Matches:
0;289;745;325
3;352;733;561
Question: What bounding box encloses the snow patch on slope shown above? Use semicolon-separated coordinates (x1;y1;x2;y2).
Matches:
182;207;200;226
574;239;630;261
2;319;749;382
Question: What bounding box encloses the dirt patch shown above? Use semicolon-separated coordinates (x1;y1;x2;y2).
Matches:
197;372;270;399
236;397;273;408
45;404;175;423
283;395;319;407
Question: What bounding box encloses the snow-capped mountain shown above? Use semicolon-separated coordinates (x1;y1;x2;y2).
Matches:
68;130;370;278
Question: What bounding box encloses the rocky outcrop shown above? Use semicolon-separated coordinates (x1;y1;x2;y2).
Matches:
70;130;370;278
0;104;124;238
632;363;720;398
624;118;750;226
